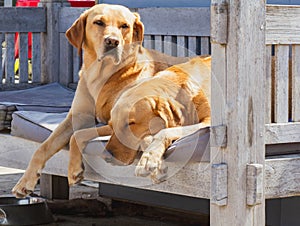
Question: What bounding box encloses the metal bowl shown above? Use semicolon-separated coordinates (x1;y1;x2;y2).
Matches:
0;196;54;226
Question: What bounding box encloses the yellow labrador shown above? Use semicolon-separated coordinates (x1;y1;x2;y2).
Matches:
12;4;188;197
97;56;211;182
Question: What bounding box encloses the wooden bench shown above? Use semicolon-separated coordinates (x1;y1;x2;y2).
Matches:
1;0;300;224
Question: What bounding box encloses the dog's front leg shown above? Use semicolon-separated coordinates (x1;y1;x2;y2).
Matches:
68;125;112;185
136;123;210;183
12;113;74;198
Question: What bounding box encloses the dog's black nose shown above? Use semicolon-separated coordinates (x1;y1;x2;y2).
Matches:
105;37;119;48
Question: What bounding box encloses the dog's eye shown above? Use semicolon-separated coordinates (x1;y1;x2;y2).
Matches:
120;24;129;29
94;20;105;26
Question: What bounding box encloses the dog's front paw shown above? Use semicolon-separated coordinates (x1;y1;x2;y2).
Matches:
68;163;85;186
135;152;168;183
12;173;39;198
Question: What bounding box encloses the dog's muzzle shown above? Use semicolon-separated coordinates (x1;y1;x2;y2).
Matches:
104;37;119;52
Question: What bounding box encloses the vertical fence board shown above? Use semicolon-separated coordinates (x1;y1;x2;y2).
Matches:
265;45;272;124
274;45;289;123
73;47;80;83
31;33;41;83
200;37;210;55
143;35;152;50
292;45;300;122
59;34;72;86
163;35;172;56
19;33;29;83
0;33;4;80
188;36;197;57
176;36;185;57
154;35;162;53
5;33;15;84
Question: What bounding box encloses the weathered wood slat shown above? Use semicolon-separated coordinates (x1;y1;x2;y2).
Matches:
176;36;185;57
266;5;300;44
291;45;300;122
163;35;172;56
0;7;46;32
73;47;80;83
154;35;162;53
200;37;210;55
143;35;152;50
265;122;300;144
136;7;211;36
4;33;15;83
265;45;272;124
265;154;300;199
274;45;289;123
58;7;87;33
187;37;197;57
31;33;41;83
18;32;28;83
59;33;73;86
0;33;4;78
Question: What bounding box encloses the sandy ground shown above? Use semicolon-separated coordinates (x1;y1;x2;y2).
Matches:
0;167;209;226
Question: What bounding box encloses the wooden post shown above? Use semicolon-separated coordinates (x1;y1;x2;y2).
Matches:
210;0;266;225
39;0;70;83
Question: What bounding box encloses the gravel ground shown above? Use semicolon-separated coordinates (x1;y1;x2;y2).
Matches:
0;167;209;226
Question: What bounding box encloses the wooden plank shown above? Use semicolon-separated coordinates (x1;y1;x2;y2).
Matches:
0;8;46;32
0;33;4;79
274;45;289;123
265;45;272;124
210;2;228;44
265;154;300;199
73;47;80;83
187;37;197;57
31;33;41;83
210;0;266;225
265;122;300;144
137;7;211;36
200;37;210;55
291;45;300;122
4;33;15;84
154;35;162;53
266;5;300;44
163;35;172;56
142;35;152;50
18;32;28;83
59;34;73;86
59;7;87;32
176;36;186;57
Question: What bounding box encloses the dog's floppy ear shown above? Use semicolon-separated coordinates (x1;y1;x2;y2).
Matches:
132;13;144;43
65;10;88;55
149;97;184;128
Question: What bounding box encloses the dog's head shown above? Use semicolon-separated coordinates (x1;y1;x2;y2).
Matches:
66;4;144;65
105;93;186;165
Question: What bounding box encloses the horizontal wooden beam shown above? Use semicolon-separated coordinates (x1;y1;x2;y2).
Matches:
266;5;300;44
0;7;46;32
0;134;300;200
265;122;300;144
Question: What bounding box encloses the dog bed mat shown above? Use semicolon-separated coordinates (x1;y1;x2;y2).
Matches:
0;83;74;130
11;110;210;185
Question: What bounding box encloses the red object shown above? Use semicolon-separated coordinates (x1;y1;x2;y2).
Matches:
15;0;95;59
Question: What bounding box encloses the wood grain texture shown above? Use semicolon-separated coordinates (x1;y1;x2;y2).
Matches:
266;5;300;44
0;8;46;32
291;45;300;122
265;122;300;144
